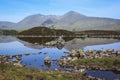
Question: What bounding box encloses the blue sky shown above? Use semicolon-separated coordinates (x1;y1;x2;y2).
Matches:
0;0;120;22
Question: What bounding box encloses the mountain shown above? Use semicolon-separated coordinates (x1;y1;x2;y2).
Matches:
60;11;87;22
0;11;120;31
54;11;120;30
12;14;60;30
0;21;15;29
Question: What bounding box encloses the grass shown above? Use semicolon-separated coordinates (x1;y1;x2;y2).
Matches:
72;56;120;67
0;63;83;80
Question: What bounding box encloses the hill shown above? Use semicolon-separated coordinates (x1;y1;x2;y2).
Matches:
18;26;75;36
0;29;18;35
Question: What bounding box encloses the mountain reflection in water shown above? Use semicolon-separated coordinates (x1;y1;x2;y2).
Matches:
17;37;74;45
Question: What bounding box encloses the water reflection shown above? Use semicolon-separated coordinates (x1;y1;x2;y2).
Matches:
17;37;75;50
64;38;120;50
1;36;119;50
84;42;120;51
17;37;56;44
0;41;40;55
17;36;120;51
17;37;74;45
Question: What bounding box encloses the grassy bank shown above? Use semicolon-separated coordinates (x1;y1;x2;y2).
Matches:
72;56;120;67
0;64;84;80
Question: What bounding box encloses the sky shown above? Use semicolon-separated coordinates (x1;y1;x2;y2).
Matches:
0;0;120;22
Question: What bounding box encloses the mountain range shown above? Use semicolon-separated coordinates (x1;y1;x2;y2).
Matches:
0;11;120;31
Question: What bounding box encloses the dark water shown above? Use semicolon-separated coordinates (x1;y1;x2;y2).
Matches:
0;36;120;79
87;70;120;80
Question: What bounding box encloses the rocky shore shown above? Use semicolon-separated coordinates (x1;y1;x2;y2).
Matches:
0;48;120;80
58;49;120;72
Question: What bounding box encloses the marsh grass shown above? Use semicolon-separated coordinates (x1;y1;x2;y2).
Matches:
72;56;120;67
0;64;82;80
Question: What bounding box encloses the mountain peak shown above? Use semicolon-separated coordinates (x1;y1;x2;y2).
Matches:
66;11;85;16
28;14;45;17
67;11;78;14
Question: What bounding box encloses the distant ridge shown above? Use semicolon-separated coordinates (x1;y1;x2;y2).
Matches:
0;21;15;30
0;11;120;31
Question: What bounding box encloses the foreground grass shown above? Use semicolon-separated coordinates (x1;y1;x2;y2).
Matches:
1;57;119;80
0;64;83;80
72;56;120;67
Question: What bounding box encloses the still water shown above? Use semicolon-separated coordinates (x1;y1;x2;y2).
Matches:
0;36;120;79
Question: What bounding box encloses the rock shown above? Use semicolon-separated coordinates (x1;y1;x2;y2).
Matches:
88;49;93;53
117;51;120;55
67;57;72;61
79;68;86;73
87;75;95;80
72;57;78;61
9;55;13;59
34;42;38;45
107;49;114;52
13;61;23;67
44;56;51;64
96;78;103;80
25;52;30;56
12;58;19;62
